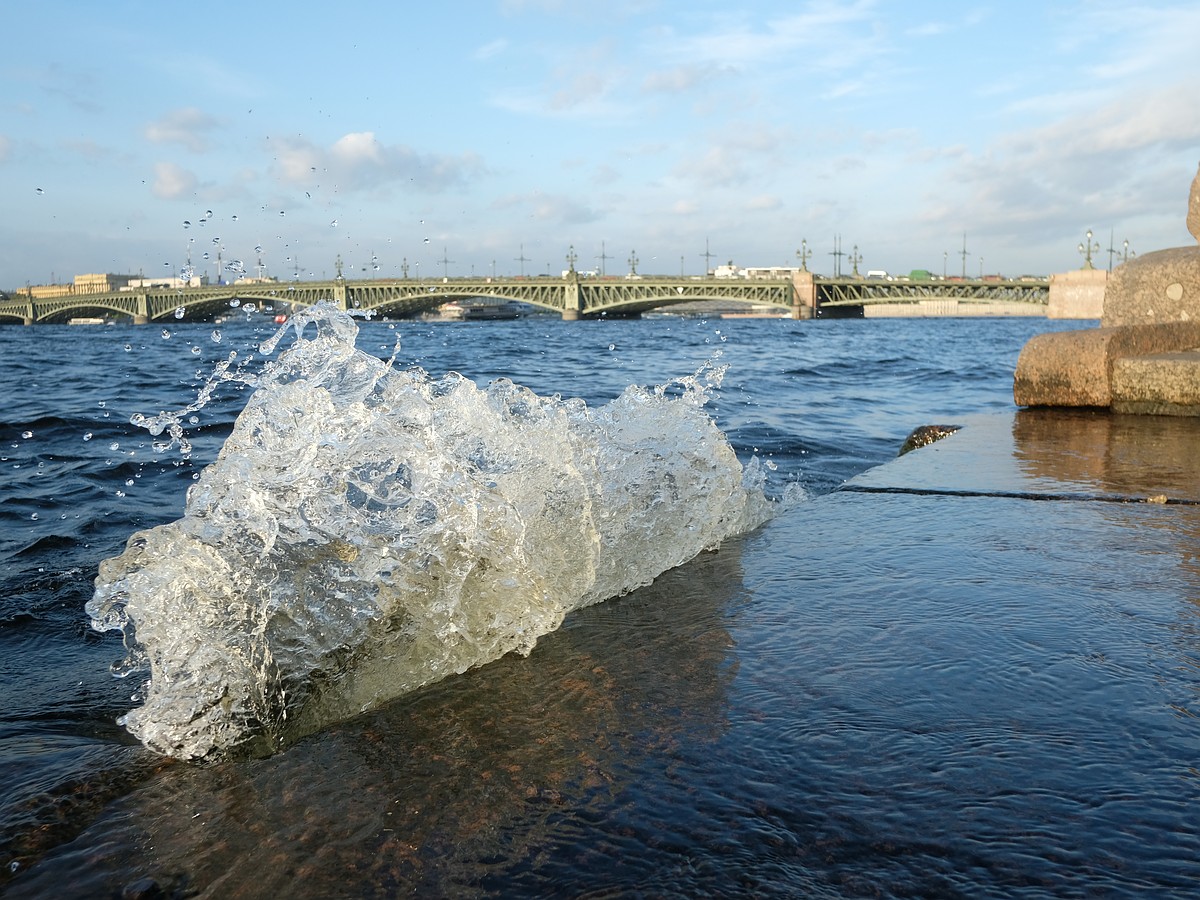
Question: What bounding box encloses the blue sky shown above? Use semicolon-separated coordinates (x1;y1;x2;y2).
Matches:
2;0;1198;288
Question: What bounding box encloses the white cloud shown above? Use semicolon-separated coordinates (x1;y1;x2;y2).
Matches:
144;107;222;153
474;38;509;60
151;162;198;199
273;132;484;193
745;194;782;211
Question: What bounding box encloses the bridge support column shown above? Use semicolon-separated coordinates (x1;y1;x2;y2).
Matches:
333;280;349;311
561;274;583;321
133;293;150;324
791;270;816;319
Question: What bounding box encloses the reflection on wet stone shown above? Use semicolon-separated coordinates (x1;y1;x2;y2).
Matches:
13;540;749;897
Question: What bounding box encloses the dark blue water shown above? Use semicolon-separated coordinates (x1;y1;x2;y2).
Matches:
3;313;1198;897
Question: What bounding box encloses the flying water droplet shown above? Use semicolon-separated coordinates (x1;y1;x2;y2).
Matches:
423;238;430;244
211;329;222;343
21;430;32;439
231;214;238;222
229;299;241;308
82;432;93;442
280;210;286;216
35;187;44;195
191;346;201;355
174;307;186;319
183;220;191;228
202;252;210;261
213;237;221;245
330;219;338;228
161;329;172;339
204;210;213;219
124;343;132;352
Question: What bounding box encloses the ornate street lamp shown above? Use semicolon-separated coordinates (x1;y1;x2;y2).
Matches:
796;239;811;272
1078;229;1100;269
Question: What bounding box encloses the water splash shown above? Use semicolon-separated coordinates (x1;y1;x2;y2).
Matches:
87;303;786;760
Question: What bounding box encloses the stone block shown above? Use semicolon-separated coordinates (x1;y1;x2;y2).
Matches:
1111;349;1200;416
1013;321;1200;408
1013;328;1114;407
1102;247;1200;327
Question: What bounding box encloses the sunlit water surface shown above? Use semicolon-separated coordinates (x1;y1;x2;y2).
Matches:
3;313;1199;897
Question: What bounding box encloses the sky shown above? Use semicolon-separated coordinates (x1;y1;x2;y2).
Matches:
2;0;1199;290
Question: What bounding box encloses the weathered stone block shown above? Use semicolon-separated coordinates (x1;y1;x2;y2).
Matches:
1111;350;1200;416
1102;247;1200;327
1013;321;1200;408
1013;328;1114;407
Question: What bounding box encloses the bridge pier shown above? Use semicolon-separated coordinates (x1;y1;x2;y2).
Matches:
561;274;582;320
791;270;816;319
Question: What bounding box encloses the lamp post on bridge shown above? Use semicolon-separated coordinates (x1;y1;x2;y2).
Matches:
566;245;577;274
1077;229;1100;270
628;250;639;276
849;244;862;277
514;244;530;277
401;257;409;279
796;239;811;272
1121;239;1135;265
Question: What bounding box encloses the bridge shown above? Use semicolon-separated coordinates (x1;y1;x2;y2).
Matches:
0;271;1049;324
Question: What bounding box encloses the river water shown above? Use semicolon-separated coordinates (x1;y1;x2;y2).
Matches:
2;311;1198;897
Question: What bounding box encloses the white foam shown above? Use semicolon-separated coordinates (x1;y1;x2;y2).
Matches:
87;304;785;759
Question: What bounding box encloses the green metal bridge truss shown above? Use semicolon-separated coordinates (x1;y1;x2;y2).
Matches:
0;274;1047;324
817;277;1048;308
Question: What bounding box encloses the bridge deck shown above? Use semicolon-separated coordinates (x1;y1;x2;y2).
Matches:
0;274;1047;324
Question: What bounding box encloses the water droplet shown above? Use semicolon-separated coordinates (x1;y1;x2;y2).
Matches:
279;210;286;216
82;432;93;442
35;188;44;195
188;415;199;425
30;512;39;520
161;329;172;339
255;245;263;254
211;329;222;343
125;479;134;487
330;219;338;228
202;252;210;261
115;490;126;498
174;306;186;319
123;343;132;352
183;220;191;228
98;400;106;408
231;214;238;221
608;343;616;351
229;299;241;308
423;238;430;244
204;209;213;218
191;346;201;355
21;430;32;439
213;237;221;244
242;302;256;312
110;442;120;451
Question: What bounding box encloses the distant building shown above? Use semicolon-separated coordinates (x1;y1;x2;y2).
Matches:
74;273;134;294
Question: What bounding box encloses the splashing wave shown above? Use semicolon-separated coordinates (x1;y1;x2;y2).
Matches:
87;304;787;759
